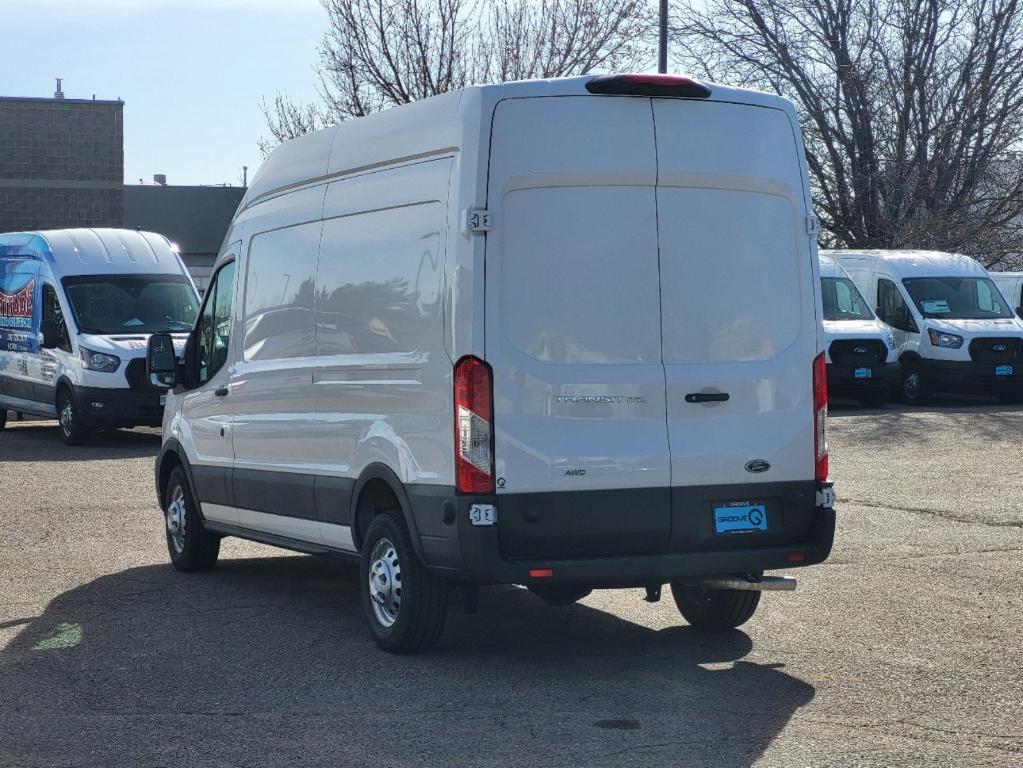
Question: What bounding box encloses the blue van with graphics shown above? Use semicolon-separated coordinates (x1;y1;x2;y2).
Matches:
0;229;198;444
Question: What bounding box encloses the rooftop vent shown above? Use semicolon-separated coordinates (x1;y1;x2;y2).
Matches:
54;77;64;99
153;174;167;186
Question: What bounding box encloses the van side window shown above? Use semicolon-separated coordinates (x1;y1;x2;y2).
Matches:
877;278;916;332
196;262;236;385
977;280;999;312
242;223;319;361
42;283;70;351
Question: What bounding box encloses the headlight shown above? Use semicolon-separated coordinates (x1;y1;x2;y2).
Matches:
927;328;963;349
79;347;121;372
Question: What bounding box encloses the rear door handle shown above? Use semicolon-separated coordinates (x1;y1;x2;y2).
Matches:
214;386;229;397
685;392;729;403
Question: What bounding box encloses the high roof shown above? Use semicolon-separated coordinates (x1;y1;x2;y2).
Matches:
0;228;189;278
824;249;987;277
240;75;790;213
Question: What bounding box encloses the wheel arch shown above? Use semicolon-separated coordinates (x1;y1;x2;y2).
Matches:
155;438;196;509
350;463;425;560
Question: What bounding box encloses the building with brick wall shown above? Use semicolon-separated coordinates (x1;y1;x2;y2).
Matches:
0;94;124;231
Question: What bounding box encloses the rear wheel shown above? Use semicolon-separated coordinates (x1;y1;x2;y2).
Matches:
163;466;220;572
57;388;91;446
670;582;761;629
361;510;448;653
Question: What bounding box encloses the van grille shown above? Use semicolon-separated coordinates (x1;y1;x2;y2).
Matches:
968;338;1023;364
828;339;887;367
124;358;162;393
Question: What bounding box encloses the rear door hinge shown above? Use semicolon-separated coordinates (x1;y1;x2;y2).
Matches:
806;214;821;237
464;207;492;235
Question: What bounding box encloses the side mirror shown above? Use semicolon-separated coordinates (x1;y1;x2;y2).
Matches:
40;319;60;349
147;333;177;389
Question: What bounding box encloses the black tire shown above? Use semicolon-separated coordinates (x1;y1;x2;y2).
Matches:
670;582;761;629
361;510;448;653
57;387;92;446
163;466;220;572
899;365;930;405
857;390;888;408
0;408;6;432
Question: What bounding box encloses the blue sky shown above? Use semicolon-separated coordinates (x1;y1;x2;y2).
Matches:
0;0;325;186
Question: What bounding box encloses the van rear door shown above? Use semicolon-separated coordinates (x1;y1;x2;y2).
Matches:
484;97;671;560
652;99;819;552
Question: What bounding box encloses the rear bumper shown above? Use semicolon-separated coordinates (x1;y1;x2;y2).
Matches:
409;482;836;587
827;361;899;393
919;359;1023;392
73;386;165;427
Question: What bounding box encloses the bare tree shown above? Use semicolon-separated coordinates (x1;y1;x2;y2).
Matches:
263;0;649;151
672;0;1023;266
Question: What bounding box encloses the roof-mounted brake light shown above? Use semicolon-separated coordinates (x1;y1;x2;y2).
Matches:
585;73;711;99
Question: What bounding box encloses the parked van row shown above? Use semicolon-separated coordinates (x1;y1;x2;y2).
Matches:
825;250;1023;405
0;230;198;443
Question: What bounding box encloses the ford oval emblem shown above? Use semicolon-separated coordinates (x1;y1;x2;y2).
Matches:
994;344;1007;352
745;459;771;474
854;346;867;354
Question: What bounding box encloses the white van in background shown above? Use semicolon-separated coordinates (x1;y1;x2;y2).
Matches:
989;272;1023;319
826;250;1023;403
819;254;898;407
0;229;198;444
147;74;835;653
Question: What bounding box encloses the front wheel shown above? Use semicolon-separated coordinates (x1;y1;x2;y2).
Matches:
163;466;220;572
360;511;448;653
900;366;930;405
670;582;761;629
57;388;91;446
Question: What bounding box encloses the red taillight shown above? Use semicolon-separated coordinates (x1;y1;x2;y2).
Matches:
585;73;712;99
454;355;494;494
787;551;806;563
529;569;554;579
813;352;828;482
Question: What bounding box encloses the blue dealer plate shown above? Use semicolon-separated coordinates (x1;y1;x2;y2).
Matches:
854;367;872;379
714;503;768;534
995;365;1014;376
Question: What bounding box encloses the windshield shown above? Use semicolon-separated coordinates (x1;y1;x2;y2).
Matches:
62;274;199;334
821;277;874;321
902;277;1013;320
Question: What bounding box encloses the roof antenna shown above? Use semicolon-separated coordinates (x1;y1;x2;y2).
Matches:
54;77;64;99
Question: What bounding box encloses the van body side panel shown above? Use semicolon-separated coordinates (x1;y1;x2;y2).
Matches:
485;96;672;558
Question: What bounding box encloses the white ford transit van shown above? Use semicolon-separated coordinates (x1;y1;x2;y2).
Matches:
818;254;898;406
0;229;198;444
147;74;835;653
989;272;1023;319
827;250;1023;403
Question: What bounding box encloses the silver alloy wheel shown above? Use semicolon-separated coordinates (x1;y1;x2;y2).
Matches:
904;371;921;399
166;485;187;555
60;400;73;436
368;537;402;628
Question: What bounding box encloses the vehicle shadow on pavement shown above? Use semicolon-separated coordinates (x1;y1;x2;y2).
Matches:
0;555;814;767
0;423;160;461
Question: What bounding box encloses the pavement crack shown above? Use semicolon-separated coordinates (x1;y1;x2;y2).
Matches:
838;497;1023;528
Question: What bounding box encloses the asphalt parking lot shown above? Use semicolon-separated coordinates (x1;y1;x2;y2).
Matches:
1;402;1021;767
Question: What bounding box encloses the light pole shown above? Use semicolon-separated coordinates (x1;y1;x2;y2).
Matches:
658;0;668;74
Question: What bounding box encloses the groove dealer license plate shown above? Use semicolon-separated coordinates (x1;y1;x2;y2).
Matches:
714;502;768;534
